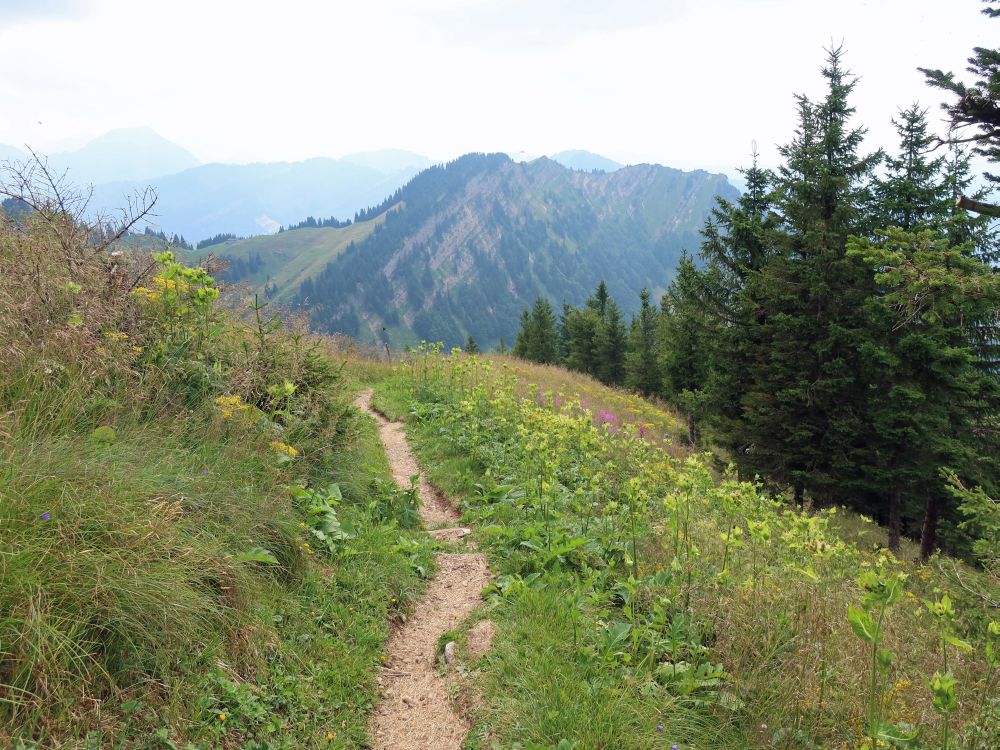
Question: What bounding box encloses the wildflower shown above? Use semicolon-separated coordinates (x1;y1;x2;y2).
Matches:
40;512;51;521
202;469;210;475
327;732;335;742
270;440;299;457
218;713;227;722
215;394;249;419
657;724;663;732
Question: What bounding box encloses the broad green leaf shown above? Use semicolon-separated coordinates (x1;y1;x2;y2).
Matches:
237;546;279;565
875;721;919;746
848;605;882;644
943;634;973;651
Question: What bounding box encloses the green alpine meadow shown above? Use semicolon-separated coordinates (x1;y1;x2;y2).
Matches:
1;1;999;748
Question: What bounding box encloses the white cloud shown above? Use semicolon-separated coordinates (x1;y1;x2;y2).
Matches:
0;0;988;175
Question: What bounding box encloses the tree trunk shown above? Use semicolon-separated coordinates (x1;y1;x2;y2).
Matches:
794;483;804;511
887;488;901;553
687;413;698;447
919;493;939;562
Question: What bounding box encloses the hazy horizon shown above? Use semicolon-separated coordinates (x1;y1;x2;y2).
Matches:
0;0;990;177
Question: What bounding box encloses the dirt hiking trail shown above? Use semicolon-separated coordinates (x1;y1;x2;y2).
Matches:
355;389;491;750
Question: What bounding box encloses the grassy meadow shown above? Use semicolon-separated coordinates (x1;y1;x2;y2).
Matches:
374;348;999;750
2;201;997;750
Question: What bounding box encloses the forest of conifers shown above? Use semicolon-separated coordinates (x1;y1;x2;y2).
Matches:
511;34;1000;563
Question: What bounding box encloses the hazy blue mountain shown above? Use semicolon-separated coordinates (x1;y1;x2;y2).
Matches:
219;153;738;348
90;157;426;242
550;149;623;172
340;149;434;175
49;127;199;185
0;143;27;164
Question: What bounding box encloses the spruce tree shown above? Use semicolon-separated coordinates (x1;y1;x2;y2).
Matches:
513;298;560;364
464;335;480;354
512;310;532;358
690;153;779;464
849;228;1000;557
741;47;880;505
595;297;627;385
659;255;713;444
624;289;660;395
562;306;600;375
529;297;560;364
871;105;951;232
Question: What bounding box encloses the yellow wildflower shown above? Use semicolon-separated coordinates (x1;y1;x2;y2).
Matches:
270;440;299;457
215;394;249;419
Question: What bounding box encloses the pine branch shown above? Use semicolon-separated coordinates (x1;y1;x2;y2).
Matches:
956;194;1000;217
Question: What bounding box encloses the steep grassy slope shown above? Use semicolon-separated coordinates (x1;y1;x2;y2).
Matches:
290;153;737;348
0;211;431;748
200;206;397;301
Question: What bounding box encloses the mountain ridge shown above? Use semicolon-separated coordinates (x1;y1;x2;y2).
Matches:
215;153;736;348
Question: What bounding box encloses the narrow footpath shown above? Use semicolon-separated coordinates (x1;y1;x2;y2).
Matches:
354;389;492;750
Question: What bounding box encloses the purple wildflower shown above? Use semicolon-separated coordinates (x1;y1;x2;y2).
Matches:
581;399;589;409
553;395;562;408
202;469;210;475
656;724;663;732
673;745;679;750
40;512;51;521
637;424;647;438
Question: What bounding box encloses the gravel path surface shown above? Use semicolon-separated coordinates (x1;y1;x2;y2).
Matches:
355;389;491;750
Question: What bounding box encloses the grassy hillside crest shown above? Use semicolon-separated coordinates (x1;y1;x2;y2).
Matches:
0;187;432;748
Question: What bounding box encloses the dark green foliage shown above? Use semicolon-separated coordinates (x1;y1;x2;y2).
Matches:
624;289;660;395
217;251;265;282
197;232;241;249
556;281;627;384
659;255;713;444
464;334;480;354
513;297;559;364
654;47;1000;557
283;214;352;231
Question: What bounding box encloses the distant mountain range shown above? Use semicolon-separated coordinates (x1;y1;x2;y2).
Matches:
2;130;735;348
211;153;737;348
0;131;640;244
550;150;623;172
0;129;435;242
91;156;430;241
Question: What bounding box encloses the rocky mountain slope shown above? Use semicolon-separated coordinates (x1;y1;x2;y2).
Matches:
218;152;736;348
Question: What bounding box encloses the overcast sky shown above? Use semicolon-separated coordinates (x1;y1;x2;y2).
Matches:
0;0;989;175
